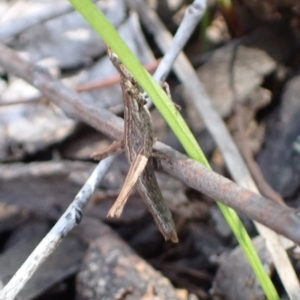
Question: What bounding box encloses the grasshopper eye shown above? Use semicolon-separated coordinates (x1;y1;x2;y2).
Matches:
142;92;149;105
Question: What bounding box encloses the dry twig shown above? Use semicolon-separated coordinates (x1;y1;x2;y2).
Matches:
152;0;206;84
0;156;115;300
0;59;159;107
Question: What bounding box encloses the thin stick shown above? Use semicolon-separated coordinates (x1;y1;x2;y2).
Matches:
140;0;207;107
152;0;206;84
76;59;159;92
0;59;159;108
0;156;115;300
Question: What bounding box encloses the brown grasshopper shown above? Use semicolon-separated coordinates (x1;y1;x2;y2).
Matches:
92;48;178;243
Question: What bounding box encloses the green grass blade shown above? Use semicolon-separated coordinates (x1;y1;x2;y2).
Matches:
69;0;206;162
68;1;279;298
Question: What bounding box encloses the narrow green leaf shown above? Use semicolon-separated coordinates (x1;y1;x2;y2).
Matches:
68;1;280;299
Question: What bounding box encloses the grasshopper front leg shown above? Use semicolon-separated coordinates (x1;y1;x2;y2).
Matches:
91;140;124;160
